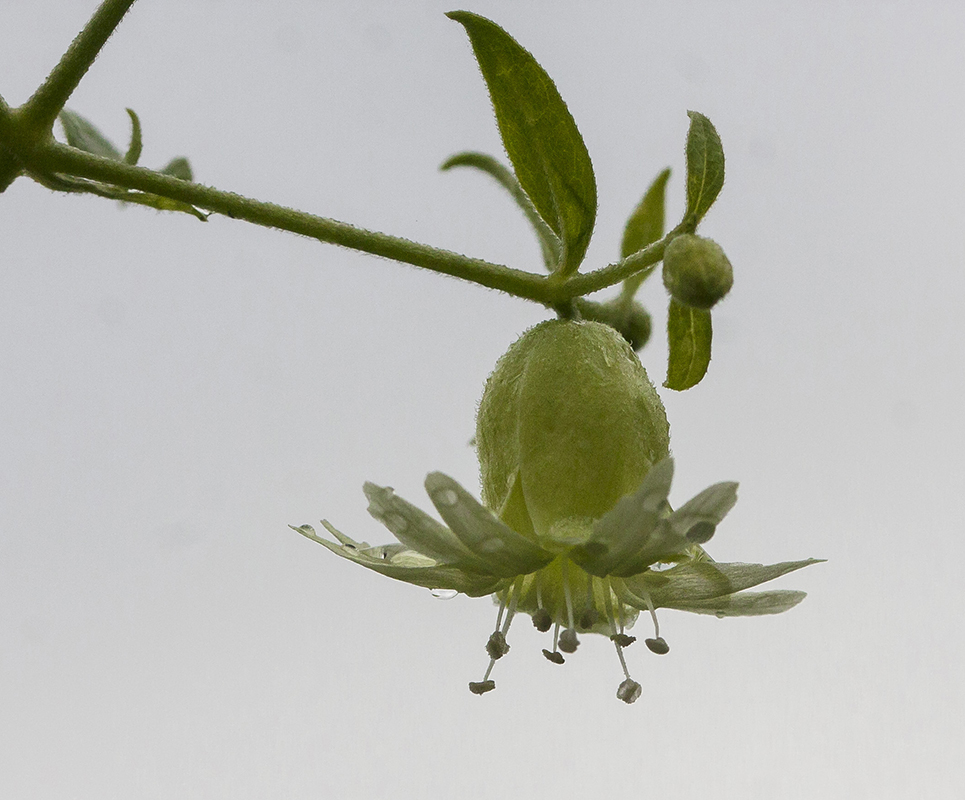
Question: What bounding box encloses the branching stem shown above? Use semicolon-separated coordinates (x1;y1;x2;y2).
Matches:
19;0;138;136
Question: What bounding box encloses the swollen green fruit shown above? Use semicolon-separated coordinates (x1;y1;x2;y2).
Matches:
476;319;670;549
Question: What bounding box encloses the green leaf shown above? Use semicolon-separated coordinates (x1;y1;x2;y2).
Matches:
622;167;670;259
118;191;209;221
684;110;724;227
665;298;712;390
441;150;561;270
620;167;671;298
447;11;596;276
59;109;122;160
123;108;142;165
160;156;192;182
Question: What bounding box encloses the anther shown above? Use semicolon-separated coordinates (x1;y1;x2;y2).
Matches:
542;649;565;664
469;680;496;695
616;678;642;704
558;628;580;653
645;636;670;655
637;585;670;654
578;608;599;630
486;631;510;659
611;633;636;648
532;608;552;633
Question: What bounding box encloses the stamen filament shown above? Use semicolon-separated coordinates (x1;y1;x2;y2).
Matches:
500;576;523;636
562;559;576;631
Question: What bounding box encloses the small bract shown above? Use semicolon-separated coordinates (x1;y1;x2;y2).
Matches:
295;320;820;703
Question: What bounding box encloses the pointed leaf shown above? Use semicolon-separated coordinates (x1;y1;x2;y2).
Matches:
621;167;670;297
116;190;209;221
425;472;553;577
441;150;561;269
123;108;142;165
684;110;725;226
59;109;122;160
665;298;712;390
160;156;193;182
448;11;596;275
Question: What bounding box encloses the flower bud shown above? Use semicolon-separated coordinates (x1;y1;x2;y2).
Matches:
476;320;670;547
661;234;733;309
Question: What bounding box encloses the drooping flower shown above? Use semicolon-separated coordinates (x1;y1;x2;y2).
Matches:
295;320;821;703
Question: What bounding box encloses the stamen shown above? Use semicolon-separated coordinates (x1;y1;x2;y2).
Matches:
637;585;670;655
500;576;523;637
579;578;599;629
562;560;576;632
604;579;636;647
469;657;497;695
617;678;642;704
542;621;565;664
558;628;579;653
558;559;579;653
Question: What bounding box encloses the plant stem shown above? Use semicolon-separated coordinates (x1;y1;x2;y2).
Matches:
40;141;551;300
18;0;139;135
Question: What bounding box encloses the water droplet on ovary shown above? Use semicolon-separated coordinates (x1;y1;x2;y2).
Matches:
430;588;458;600
434;488;459;507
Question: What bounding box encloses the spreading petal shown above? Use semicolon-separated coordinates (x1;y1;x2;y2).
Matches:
662;589;808;616
618;558;823;610
363;482;496;575
569;457;674;576
425;472;554;577
291;523;503;597
572;460;742;577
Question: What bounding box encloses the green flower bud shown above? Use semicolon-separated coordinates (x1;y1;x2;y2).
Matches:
476;319;670;549
662;234;733;309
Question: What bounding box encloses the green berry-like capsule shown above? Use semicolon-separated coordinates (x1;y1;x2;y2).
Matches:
476;319;670;550
661;234;733;309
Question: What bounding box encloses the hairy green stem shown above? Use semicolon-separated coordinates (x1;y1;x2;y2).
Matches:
40;142;551;299
19;0;138;135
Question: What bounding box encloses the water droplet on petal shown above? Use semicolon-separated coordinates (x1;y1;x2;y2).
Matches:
434;488;459;508
430;588;458;600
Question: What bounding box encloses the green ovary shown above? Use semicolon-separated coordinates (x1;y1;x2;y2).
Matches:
476;319;670;550
496;556;640;636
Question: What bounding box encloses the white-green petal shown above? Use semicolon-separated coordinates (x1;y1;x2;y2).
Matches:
663;589;808;616
623;558;823;607
665;480;738;544
363;482;495;575
291;523;503;597
569;456;674;577
425;472;554;578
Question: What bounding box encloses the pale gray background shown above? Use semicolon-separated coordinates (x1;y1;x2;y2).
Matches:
2;2;963;798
